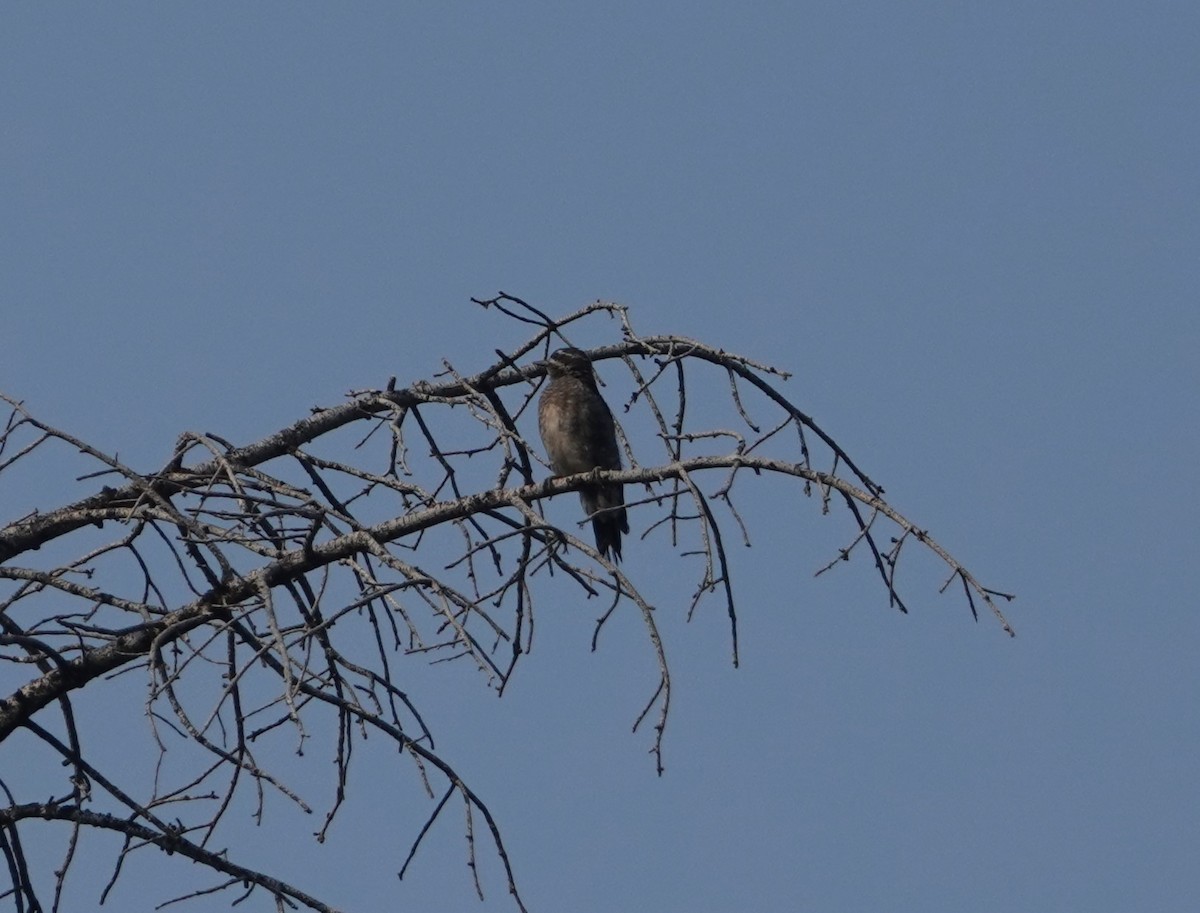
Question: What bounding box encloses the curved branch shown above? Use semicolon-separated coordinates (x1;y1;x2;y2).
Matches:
1;456;1013;743
0;803;340;913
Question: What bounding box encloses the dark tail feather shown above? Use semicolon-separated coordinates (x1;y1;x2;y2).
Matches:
592;512;627;562
582;485;629;563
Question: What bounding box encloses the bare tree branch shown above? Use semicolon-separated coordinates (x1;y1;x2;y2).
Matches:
0;297;1013;911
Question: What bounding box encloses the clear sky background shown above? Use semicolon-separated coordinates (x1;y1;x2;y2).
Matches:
3;3;1198;912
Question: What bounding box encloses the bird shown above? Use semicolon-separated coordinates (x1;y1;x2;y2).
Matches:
537;347;630;562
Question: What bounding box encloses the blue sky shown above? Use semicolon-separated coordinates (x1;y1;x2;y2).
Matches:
3;3;1198;911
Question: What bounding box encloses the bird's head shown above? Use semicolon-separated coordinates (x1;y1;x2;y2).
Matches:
542;347;596;381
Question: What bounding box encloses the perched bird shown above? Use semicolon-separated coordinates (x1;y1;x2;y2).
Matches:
537;347;630;562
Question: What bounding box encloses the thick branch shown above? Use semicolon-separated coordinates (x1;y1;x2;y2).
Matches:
0;456;1012;743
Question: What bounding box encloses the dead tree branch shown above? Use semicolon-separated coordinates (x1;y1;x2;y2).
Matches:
0;297;1013;911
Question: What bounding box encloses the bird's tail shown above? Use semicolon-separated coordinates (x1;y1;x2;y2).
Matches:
582;486;629;563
